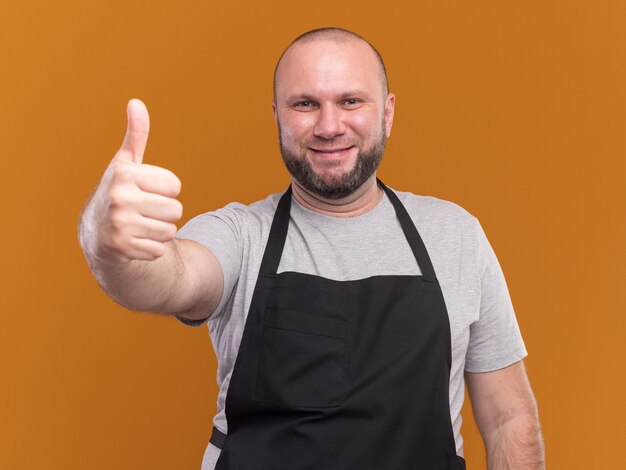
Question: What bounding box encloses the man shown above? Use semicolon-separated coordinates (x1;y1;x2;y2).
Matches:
79;28;545;469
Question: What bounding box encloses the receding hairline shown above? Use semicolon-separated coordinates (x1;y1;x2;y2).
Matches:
273;27;389;101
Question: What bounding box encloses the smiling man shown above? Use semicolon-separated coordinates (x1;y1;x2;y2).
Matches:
79;28;545;469
275;34;392;202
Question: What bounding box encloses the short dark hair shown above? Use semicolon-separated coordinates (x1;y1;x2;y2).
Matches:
273;27;389;101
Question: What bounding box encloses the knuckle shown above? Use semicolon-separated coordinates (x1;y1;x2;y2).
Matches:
108;188;129;209
151;243;166;259
108;232;127;251
101;234;126;258
108;212;127;232
111;162;135;181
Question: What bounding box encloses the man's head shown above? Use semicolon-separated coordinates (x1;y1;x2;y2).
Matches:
272;28;395;200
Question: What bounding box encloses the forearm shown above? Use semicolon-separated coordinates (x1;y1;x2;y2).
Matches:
466;362;546;470
484;412;545;470
81;234;187;313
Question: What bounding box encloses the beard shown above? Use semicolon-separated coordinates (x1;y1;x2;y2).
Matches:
278;119;386;200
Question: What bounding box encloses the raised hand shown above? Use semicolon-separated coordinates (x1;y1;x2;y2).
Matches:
81;99;183;264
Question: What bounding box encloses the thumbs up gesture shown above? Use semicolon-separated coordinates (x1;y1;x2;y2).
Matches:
80;99;183;264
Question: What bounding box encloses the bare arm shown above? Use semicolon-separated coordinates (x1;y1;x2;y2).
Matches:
79;99;222;321
465;361;545;470
80;233;223;320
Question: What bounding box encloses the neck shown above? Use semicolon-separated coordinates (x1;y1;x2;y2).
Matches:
290;174;383;218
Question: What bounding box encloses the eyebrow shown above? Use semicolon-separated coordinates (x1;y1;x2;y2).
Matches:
285;94;316;103
284;90;374;103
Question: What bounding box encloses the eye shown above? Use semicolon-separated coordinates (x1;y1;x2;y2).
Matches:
292;101;317;110
343;98;363;108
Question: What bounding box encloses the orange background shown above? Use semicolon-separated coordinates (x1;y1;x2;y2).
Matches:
2;0;624;468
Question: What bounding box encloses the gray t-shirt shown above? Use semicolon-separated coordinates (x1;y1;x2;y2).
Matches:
175;187;527;470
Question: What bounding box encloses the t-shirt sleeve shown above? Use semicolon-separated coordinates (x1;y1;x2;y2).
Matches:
464;219;528;372
171;203;244;327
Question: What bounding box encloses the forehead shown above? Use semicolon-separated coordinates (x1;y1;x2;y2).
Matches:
275;39;384;101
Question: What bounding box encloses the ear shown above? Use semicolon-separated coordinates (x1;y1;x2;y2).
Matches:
272;101;278;127
384;93;396;138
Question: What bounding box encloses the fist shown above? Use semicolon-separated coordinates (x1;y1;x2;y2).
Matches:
83;99;183;264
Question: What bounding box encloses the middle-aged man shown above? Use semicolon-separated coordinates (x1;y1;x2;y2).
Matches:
79;28;545;469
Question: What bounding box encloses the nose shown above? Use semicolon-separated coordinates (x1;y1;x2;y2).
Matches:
313;105;346;140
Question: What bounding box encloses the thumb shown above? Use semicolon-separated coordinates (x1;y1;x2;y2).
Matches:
117;98;150;164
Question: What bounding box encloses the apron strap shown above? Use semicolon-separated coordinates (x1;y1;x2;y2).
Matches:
259;180;438;281
258;186;292;276
377;179;438;280
209;426;227;449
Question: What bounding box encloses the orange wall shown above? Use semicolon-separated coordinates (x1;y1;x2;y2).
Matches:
2;1;624;468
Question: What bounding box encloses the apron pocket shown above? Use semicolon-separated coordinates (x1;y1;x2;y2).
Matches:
254;307;347;408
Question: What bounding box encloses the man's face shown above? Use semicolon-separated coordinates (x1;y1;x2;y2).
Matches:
273;39;395;199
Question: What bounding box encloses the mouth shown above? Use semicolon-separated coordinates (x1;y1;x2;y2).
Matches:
309;146;355;157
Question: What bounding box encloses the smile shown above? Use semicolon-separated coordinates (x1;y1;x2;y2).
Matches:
309;146;355;157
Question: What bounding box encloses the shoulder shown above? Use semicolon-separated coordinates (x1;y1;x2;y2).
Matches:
389;187;479;231
175;191;286;250
182;191;284;229
216;191;283;219
386;187;485;273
